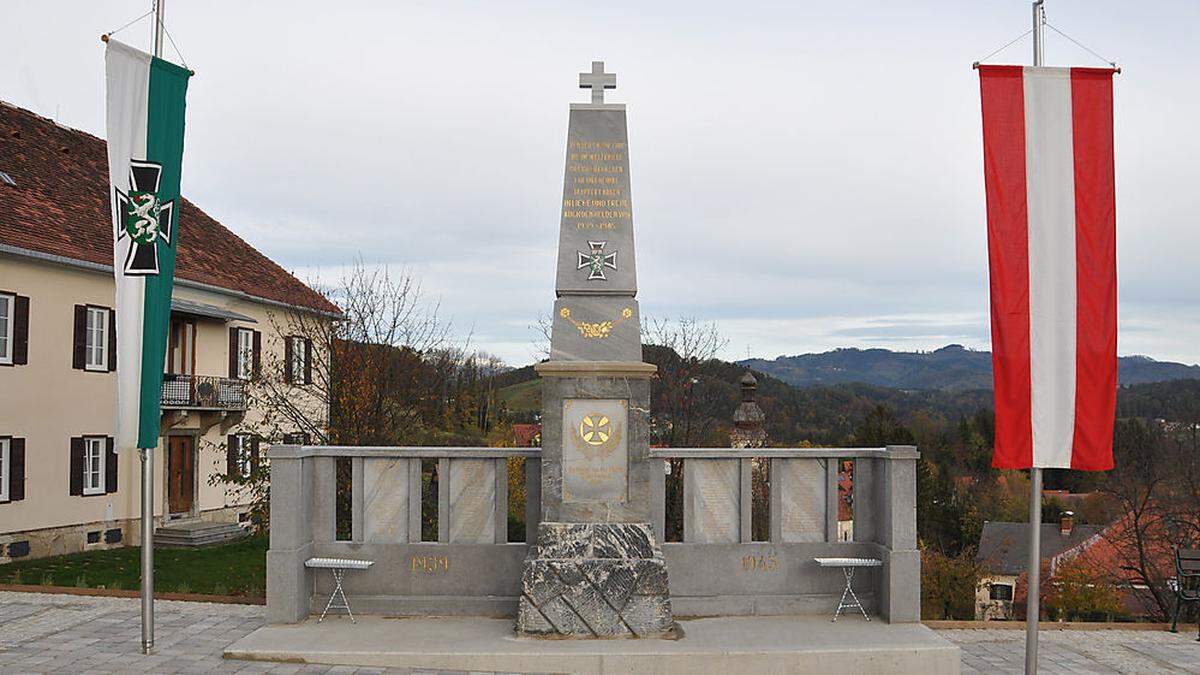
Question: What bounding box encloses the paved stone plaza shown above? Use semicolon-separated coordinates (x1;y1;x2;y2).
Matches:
943;626;1200;674
0;591;542;675
2;591;1200;673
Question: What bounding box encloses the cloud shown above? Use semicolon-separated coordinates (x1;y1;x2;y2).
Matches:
4;0;1198;367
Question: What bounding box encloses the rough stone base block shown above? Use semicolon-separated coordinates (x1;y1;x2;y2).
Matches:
517;522;675;638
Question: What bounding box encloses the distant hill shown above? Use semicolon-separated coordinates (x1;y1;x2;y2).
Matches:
496;347;1200;445
739;345;1200;392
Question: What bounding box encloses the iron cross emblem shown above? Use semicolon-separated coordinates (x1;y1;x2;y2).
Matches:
114;159;174;276
577;241;618;281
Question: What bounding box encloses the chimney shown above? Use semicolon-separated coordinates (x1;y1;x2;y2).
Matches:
1060;511;1075;537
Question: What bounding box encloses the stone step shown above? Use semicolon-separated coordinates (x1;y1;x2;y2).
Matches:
154;521;249;548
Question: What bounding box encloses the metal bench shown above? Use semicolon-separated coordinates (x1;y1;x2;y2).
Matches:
1170;548;1200;640
814;557;882;622
305;557;374;623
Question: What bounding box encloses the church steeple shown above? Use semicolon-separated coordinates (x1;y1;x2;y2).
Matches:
731;371;767;449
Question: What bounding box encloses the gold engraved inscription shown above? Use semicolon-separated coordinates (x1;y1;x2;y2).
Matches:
411;555;450;574
741;554;780;573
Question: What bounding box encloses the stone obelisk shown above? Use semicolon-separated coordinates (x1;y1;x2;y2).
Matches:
516;62;675;638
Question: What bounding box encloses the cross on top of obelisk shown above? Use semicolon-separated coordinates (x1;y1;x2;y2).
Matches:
579;61;616;104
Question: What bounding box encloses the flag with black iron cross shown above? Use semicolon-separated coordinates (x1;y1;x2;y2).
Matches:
105;38;190;451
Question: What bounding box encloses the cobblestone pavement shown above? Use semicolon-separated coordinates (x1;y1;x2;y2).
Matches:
4;591;1200;674
0;591;541;674
940;627;1200;674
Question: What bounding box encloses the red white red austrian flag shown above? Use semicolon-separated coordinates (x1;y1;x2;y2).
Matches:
978;65;1117;471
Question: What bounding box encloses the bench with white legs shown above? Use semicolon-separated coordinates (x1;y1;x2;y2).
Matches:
813;557;882;622
305;557;374;623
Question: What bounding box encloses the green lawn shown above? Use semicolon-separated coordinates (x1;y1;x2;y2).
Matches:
498;379;541;414
0;535;267;598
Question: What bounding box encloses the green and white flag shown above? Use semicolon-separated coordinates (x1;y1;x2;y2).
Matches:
105;39;190;451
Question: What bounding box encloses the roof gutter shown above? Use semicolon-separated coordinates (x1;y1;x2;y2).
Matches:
0;243;343;319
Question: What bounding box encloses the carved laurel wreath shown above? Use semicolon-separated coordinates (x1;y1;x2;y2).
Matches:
560;306;633;339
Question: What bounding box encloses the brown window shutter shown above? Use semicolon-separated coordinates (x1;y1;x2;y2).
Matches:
104;437;117;493
304;339;313;385
72;305;87;369
107;309;117;372
228;328;238;378
69;437;84;495
13;296;29;365
250;436;261;473
252;331;262;379
8;438;24;501
226;435;238;476
284;336;294;383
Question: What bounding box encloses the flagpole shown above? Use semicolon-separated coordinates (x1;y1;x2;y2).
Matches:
139;0;165;657
1025;5;1045;672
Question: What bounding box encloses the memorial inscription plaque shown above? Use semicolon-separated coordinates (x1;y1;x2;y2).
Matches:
562;398;628;503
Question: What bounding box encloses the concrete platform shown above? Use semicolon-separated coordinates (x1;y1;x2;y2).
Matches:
225;614;961;674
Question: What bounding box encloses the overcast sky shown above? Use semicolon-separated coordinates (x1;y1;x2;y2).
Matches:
4;1;1199;367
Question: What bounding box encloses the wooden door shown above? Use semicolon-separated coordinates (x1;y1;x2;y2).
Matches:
167;436;195;515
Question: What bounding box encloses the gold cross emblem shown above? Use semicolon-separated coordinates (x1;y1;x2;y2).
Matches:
579;415;612;446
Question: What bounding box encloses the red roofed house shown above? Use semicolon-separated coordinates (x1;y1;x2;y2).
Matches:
512;423;541;448
0;100;340;560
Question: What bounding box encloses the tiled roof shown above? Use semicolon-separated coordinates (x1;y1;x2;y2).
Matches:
976;521;1104;575
512;423;541;447
0;101;339;315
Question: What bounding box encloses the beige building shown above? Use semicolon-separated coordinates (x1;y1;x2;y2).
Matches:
0;101;338;561
973;514;1102;620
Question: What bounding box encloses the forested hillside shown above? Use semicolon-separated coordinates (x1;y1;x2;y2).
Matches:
741;345;1200;391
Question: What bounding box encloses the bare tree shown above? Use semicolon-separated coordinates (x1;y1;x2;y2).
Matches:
210;260;479;532
1098;418;1197;620
529;312;553;362
249;260;454;446
643;316;729;448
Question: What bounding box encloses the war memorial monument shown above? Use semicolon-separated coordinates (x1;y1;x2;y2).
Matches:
231;62;959;674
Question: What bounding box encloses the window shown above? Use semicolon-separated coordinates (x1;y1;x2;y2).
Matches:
290;336;306;384
990;583;1013;602
85;306;108;371
0;293;12;365
0;438;8;502
283;432;310;445
237;434;253;477
83;437;105;495
228;434;256;478
237;328;254;379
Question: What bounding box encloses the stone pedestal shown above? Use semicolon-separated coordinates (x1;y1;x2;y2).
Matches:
517;522;674;638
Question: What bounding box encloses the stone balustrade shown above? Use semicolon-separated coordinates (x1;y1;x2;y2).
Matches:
265;444;919;625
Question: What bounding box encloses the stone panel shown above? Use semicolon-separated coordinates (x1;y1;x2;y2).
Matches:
448;459;496;544
778;458;826;543
362;458;411;543
550;297;642;362
554;105;637;296
685;459;740;543
538;375;654;524
561;398;628;503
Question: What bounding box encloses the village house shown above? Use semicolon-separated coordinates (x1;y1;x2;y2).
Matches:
974;513;1103;620
0;101;339;560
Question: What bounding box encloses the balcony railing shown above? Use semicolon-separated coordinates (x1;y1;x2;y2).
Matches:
161;373;246;410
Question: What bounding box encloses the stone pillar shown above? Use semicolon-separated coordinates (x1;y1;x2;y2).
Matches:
517;62;674;638
265;449;315;623
876;445;920;623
